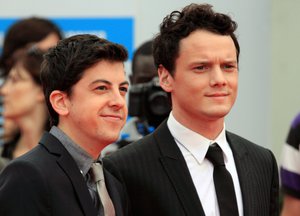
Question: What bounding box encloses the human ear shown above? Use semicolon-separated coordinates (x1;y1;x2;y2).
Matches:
49;90;69;116
158;64;173;92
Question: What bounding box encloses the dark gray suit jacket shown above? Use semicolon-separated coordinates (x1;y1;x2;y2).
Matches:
0;132;128;216
104;120;279;216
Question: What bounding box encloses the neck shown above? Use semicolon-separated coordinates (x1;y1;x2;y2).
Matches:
195;120;224;140
172;112;224;140
12;104;48;158
57;123;106;160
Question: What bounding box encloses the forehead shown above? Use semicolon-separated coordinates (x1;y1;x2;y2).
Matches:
178;30;237;57
9;63;31;77
37;33;61;50
80;60;126;81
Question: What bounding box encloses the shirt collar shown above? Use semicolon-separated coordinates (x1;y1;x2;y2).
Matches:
50;126;97;176
167;112;230;164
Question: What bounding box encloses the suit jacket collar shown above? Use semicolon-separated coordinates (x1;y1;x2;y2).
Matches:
153;120;206;216
226;131;248;158
104;169;126;216
226;132;252;216
39;132;97;216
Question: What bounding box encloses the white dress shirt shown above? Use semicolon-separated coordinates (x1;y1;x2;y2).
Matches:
167;112;243;216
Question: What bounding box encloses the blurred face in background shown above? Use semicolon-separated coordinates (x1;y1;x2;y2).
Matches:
131;55;157;84
0;62;44;121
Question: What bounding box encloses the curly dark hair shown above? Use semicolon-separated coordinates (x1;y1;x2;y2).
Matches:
153;3;240;75
40;34;128;126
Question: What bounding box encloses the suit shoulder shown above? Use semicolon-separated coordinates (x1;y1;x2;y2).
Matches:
0;149;51;214
112;132;155;153
0;152;50;196
18;144;52;164
1;146;47;178
104;133;158;166
1;144;54;181
227;131;275;157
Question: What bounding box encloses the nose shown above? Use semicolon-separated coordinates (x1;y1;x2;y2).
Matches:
0;80;10;96
108;89;126;109
209;66;227;87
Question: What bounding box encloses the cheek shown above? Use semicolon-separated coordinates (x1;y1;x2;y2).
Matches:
232;79;238;92
228;73;238;88
14;83;37;96
124;103;128;114
71;98;104;121
229;78;238;102
10;88;28;101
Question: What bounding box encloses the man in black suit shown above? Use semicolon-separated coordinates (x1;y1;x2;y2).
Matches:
0;34;130;216
104;3;279;216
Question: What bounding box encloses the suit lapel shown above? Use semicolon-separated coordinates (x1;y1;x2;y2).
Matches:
40;133;97;216
226;132;252;216
154;121;205;216
104;168;125;216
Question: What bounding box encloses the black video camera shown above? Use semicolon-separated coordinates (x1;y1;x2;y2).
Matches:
128;77;171;128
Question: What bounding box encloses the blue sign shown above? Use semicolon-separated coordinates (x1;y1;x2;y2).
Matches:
0;17;134;59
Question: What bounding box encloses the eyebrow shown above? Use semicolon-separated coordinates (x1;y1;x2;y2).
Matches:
89;79;129;87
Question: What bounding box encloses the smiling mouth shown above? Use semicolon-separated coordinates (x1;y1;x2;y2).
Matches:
101;115;123;121
206;93;229;97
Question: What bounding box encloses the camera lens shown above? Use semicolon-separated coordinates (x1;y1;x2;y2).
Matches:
148;91;170;116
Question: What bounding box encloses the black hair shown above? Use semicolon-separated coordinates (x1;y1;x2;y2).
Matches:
153;3;239;75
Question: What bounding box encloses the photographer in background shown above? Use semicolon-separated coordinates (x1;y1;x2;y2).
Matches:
102;40;171;155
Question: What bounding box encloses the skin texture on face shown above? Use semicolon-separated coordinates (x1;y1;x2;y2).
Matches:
0;64;44;121
55;60;129;159
159;30;238;137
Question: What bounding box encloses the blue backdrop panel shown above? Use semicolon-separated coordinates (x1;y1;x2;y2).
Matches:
0;17;134;59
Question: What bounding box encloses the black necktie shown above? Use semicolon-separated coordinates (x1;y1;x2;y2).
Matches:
205;143;239;216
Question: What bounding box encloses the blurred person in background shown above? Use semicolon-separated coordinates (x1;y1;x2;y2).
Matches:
0;45;49;163
280;113;300;216
0;17;62;169
126;40;171;138
0;16;63;77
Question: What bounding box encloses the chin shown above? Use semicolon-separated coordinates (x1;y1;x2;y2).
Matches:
106;134;121;144
206;110;230;119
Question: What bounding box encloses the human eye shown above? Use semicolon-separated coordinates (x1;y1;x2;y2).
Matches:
95;85;108;91
222;63;237;72
119;86;128;96
194;64;208;72
8;75;19;84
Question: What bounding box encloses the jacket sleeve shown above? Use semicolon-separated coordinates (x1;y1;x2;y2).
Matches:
0;160;51;216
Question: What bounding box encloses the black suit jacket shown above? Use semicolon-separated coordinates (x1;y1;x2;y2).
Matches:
0;132;128;216
104;120;279;216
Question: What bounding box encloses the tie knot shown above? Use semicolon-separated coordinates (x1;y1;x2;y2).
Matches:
90;162;104;183
205;144;225;166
